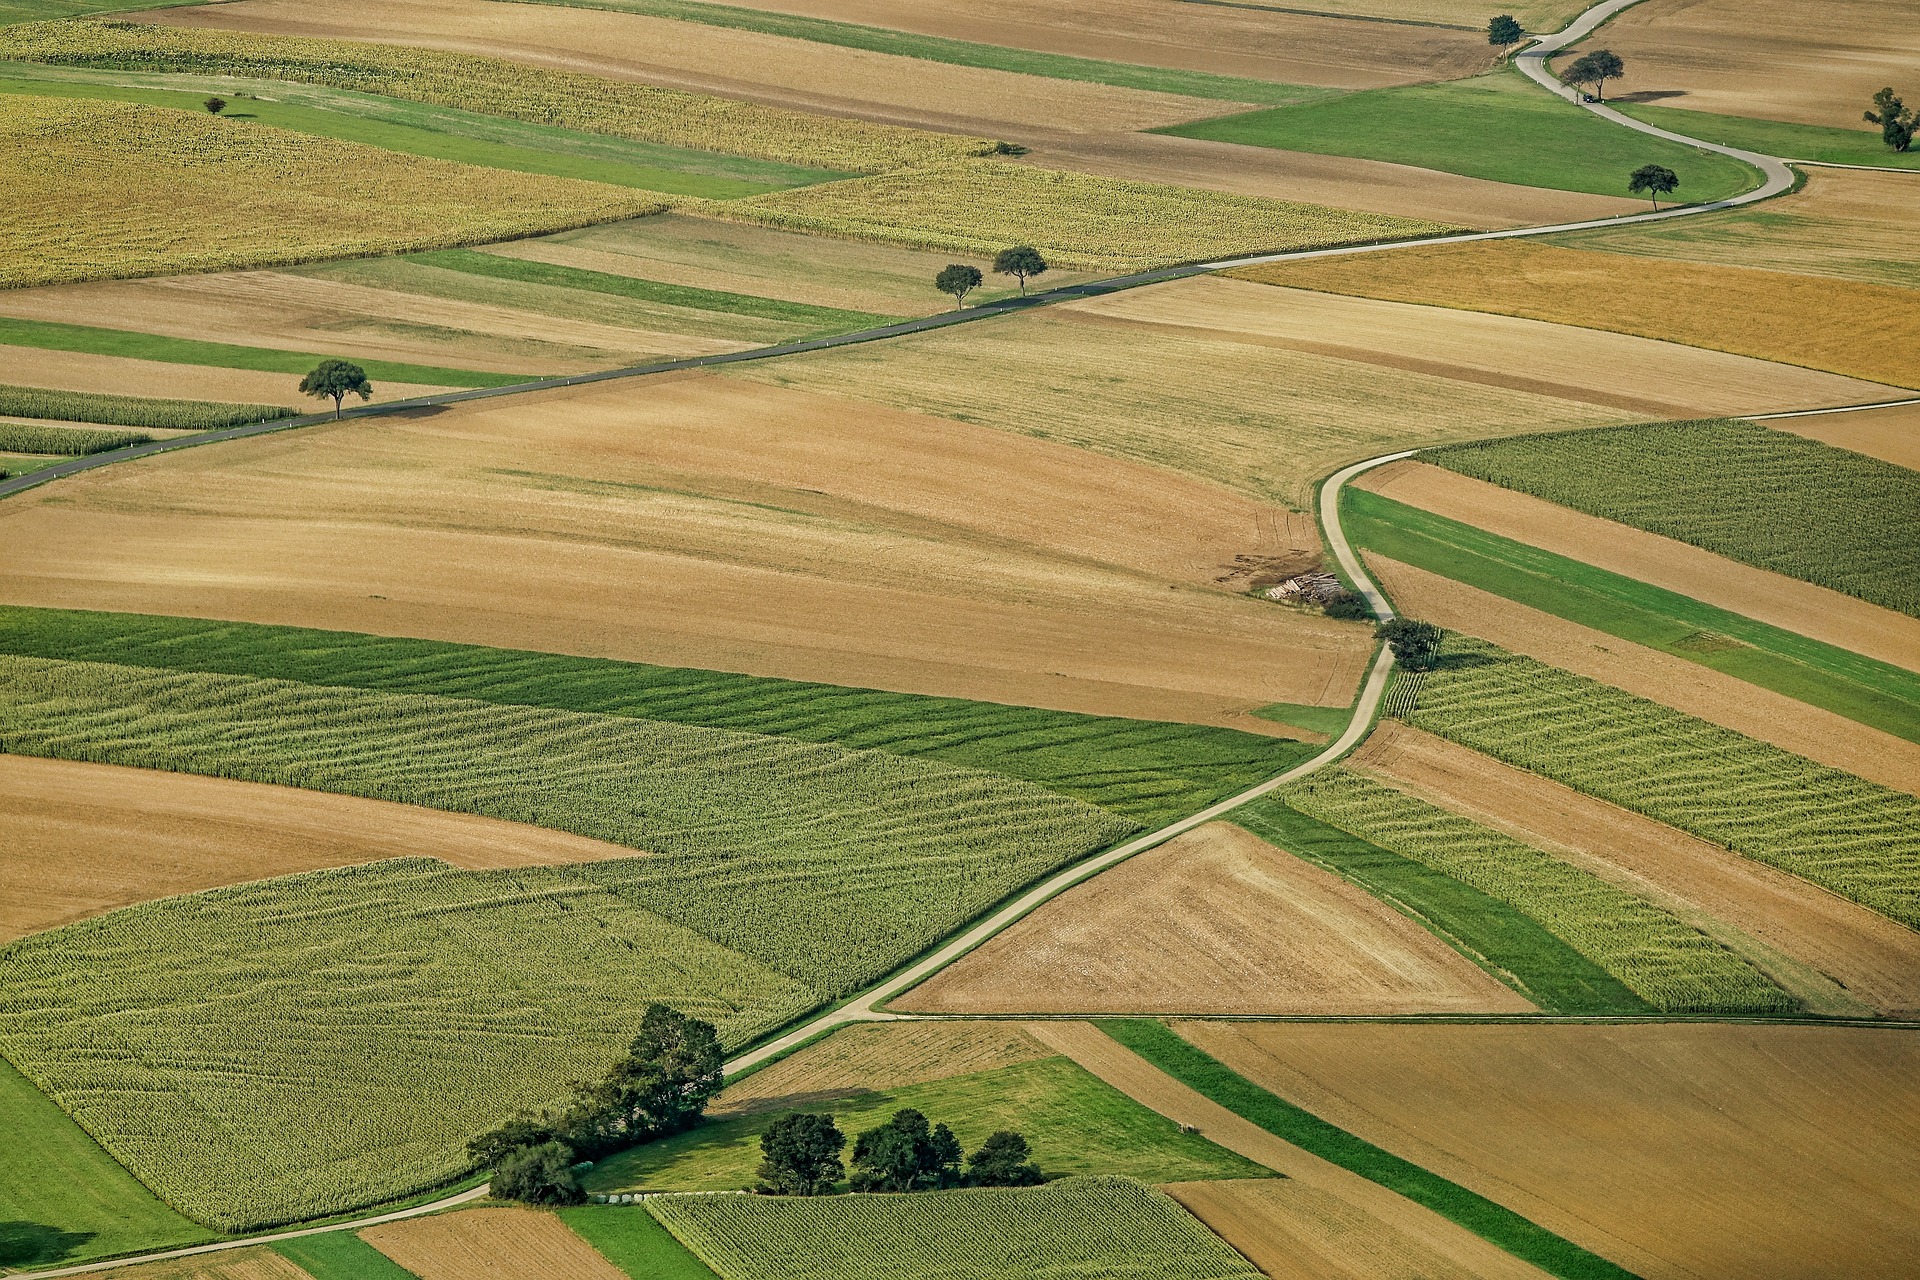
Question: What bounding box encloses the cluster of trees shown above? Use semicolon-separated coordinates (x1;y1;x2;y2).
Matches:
756;1107;1042;1196
1376;618;1443;671
1562;49;1624;102
935;246;1049;308
1866;88;1915;152
469;1004;724;1205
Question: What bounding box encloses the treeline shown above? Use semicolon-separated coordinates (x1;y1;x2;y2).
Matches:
757;1107;1042;1195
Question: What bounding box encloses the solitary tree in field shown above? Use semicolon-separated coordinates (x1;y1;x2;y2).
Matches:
966;1131;1043;1187
1487;15;1524;56
298;359;372;420
1561;49;1624;101
1865;87;1916;152
1628;162;1680;210
204;96;226;115
757;1113;845;1195
935;263;984;309
992;245;1049;296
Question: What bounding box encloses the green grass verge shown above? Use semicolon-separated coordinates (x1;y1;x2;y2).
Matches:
1614;103;1920;170
0;382;293;428
1160;68;1760;200
1097;1021;1637;1280
506;0;1329;107
0;1057;213;1268
410;248;897;332
0;421;147;454
1429;419;1920;618
1232;800;1648;1014
0;315;530;389
1341;487;1920;743
272;1232;421;1280
560;1206;719;1280
0;0;203;22
1251;699;1353;736
0;607;1314;827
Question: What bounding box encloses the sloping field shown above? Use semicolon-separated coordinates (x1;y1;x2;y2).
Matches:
1179;1022;1920;1280
0;373;1374;727
896;821;1533;1016
0;753;638;941
1354;461;1920;674
1230;241;1920;389
0;345;457;405
363;1209;627;1280
1592;0;1920;128
1770;401;1920;471
2;96;660;288
1352;722;1920;1017
710;1021;1054;1117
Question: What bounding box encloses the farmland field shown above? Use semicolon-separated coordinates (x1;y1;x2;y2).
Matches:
361;1208;628;1280
0;420;146;454
1770;400;1920;471
1612;105;1920;172
646;1177;1261;1280
559;1207;719;1280
271;1233;419;1280
710;1021;1057;1116
0;383;290;429
101;1249;315;1280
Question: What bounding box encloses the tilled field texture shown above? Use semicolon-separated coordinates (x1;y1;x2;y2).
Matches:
1178;1021;1920;1280
709;1021;1055;1118
362;1208;628;1280
894;822;1534;1016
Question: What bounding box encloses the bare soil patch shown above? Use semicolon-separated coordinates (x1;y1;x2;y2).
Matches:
1179;1021;1920;1280
114;1247;312;1280
1356;461;1920;674
712;1022;1054;1118
362;1208;626;1280
896;822;1531;1015
0;346;456;406
0;372;1368;728
0;755;638;942
1769;401;1920;471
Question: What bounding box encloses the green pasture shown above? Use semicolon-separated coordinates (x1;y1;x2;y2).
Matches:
1614;104;1920;170
560;1207;719;1280
272;1232;422;1280
0;0;201;22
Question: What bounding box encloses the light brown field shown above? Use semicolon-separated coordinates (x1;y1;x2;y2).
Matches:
1351;721;1920;1017
0;346;455;407
711;1022;1054;1117
1767;401;1920;471
1230;241;1920;390
1366;555;1920;792
896;822;1532;1015
1591;0;1920;128
361;1208;625;1280
1029;1022;1552;1280
1357;461;1920;674
0;371;1372;727
111;1247;312;1280
0;754;638;941
1179;1021;1920;1280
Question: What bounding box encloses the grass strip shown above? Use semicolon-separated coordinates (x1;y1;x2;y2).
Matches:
0;607;1313;827
1232;799;1648;1014
1097;1020;1640;1280
0;315;530;389
0;382;292;428
560;1206;718;1280
0;421;148;454
506;0;1330;106
1614;104;1920;170
1342;487;1920;742
0;0;207;21
410;248;897;331
272;1232;421;1280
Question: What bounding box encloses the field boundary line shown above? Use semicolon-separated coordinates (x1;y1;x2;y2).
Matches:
1741;396;1920;421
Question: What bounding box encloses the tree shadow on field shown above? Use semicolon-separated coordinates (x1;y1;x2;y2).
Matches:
0;1221;96;1268
1430;649;1498;672
1612;90;1690;104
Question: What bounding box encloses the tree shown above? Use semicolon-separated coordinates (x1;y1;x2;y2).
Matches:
1561;49;1624;101
966;1131;1043;1187
560;1003;724;1158
992;245;1048;296
1376;618;1443;671
1321;589;1372;621
490;1141;584;1205
467;1114;560;1170
850;1109;963;1192
1627;162;1679;210
757;1113;845;1195
1865;87;1916;152
204;96;226;115
1486;15;1524;55
298;359;372;420
935;264;984;309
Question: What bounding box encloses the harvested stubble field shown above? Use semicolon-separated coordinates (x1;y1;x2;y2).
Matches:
1770;401;1920;472
1;96;661;289
0;382;289;429
1409;635;1920;931
1277;768;1791;1013
646;1177;1261;1280
98;1248;314;1280
710;1021;1055;1117
0;374;1374;728
0;753;641;941
1177;1021;1920;1280
362;1208;628;1280
896;821;1533;1016
1230;241;1920;390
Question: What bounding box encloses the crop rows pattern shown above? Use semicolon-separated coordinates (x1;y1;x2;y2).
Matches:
1280;769;1794;1012
4;20;988;173
1410;636;1920;929
0;421;148;455
0;384;292;430
1430;419;1920;617
645;1177;1262;1280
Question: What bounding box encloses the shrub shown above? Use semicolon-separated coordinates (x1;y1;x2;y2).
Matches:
492;1142;585;1206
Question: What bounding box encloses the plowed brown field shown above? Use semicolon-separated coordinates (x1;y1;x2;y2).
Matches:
1351;722;1920;1017
1178;1021;1920;1280
1356;461;1920;674
1;346;454;407
1768;401;1920;471
112;1247;312;1280
896;822;1531;1015
0;372;1370;727
712;1022;1054;1117
362;1208;624;1280
0;755;638;941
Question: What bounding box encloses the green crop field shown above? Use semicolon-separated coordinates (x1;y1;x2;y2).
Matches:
1231;800;1648;1014
0;1058;212;1268
0;0;204;20
0;608;1313;826
0;383;293;429
1277;769;1793;1013
1614;105;1920;171
1159;69;1760;201
1341;488;1920;743
646;1177;1261;1280
273;1231;422;1280
0;421;147;454
561;1206;720;1280
1409;636;1920;929
1429;420;1920;618
586;1055;1261;1194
